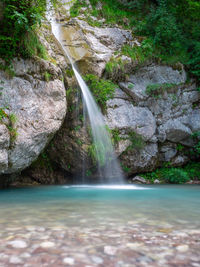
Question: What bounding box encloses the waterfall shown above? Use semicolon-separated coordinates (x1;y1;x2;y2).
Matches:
46;1;124;183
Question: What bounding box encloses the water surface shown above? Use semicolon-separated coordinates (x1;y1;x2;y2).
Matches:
0;185;199;230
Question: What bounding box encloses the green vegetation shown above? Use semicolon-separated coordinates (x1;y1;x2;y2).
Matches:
111;129;121;145
141;162;200;184
192;132;200;155
65;68;74;78
105;57;124;74
90;0;134;28
84;74;116;110
0;108;8;121
88;141;107;166
70;0;87;17
0;64;15;79
44;71;52;82
184;162;200;181
128;131;145;151
164;168;190;184
0;0;46;62
121;163;131;173
146;83;176;97
105;57;127;81
121;39;154;63
70;0;200;85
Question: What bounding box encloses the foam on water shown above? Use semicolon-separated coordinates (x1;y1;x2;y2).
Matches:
65;185;151;190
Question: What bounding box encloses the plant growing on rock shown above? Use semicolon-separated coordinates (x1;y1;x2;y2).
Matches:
0;0;46;61
128;131;145;151
0;108;8;122
84;74;116;111
121;39;154;64
146;83;176;97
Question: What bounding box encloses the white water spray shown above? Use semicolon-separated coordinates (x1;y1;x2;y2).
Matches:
46;1;124;183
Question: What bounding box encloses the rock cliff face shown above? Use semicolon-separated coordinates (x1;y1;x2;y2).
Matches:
43;14;200;179
0;58;66;176
106;65;199;175
0;1;199;185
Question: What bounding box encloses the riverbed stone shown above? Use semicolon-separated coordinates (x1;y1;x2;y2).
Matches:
40;242;55;248
9;256;23;265
63;257;75;265
104;246;118;255
176;245;189;252
8;240;27;249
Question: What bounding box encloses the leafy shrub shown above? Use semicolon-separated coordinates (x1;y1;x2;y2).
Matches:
184;162;200;181
192;131;200;155
0;0;46;61
84;74;116;110
162;168;190;184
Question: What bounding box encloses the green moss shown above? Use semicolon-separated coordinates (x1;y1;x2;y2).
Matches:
44;71;52;82
0;63;15;79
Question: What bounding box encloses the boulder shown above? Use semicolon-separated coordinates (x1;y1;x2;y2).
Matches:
120;143;158;174
160;119;192;143
119;64;186;102
0;125;9;171
132;176;146;184
0;58;66;174
106;98;156;141
188;109;200;132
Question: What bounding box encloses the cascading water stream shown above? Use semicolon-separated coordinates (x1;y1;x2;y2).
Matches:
46;1;124;183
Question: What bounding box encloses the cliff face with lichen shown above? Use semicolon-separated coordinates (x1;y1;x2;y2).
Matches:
0;0;199;186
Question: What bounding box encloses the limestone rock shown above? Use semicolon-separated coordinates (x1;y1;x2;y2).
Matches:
120;143;158;174
160;119;192;143
132;176;146;184
0;125;9;171
160;144;177;162
188;109;200;132
0;58;66;174
120;64;186;102
106;98;156;141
